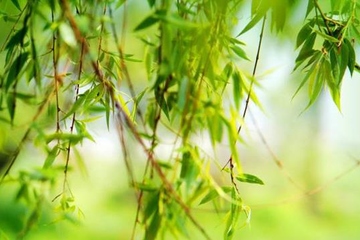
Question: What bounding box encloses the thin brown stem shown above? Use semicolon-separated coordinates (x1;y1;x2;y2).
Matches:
223;15;267;193
59;1;210;238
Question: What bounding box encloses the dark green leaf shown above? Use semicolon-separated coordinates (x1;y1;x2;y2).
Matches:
238;12;264;36
10;0;21;11
338;40;349;85
5;27;27;49
236;173;264;185
306;0;314;17
134;13;159;31
296;21;314;48
323;59;341;110
6;93;16;123
5;52;30;91
147;0;156;8
344;38;356;75
294;32;316;69
145;210;162;240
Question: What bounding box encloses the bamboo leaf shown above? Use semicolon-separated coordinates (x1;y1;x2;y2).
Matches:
323;59;341;110
232;70;243;109
199;187;232;205
238;12;264;36
147;0;156;8
5;52;30;91
306;0;314;17
312;28;340;43
224;188;241;240
296;21;314;48
295;32;316;68
230;45;250;61
344;38;356;76
10;0;21;11
134;13;159;31
236;173;264;185
5;27;27;49
43;145;60;169
6;93;16;123
338;40;349;85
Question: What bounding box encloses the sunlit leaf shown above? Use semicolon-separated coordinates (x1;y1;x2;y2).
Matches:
59;22;77;48
236;173;264;185
312;28;340;43
323;59;341;110
232;70;243;109
230;45;250;61
199;186;232;205
224;187;242;240
238;12;264;36
43;145;60;169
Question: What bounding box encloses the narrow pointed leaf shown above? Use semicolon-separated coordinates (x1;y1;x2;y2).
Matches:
236;173;264;185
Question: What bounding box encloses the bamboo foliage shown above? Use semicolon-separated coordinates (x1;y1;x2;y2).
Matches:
0;0;359;239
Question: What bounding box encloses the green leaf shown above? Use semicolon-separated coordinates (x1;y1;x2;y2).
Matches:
323;59;341;110
43;145;60;169
312;28;340;43
147;0;156;8
224;188;242;240
236;173;264;185
199;186;232;205
230;45;250;61
344;38;356;76
238;12;264;36
232;70;243;109
296;21;314;48
134;182;158;192
115;0;126;9
305;0;314;17
10;0;21;11
6;93;16;123
305;57;325;109
293;52;321;99
294;32;316;70
338;40;349;85
158;14;198;29
134;13;159;31
45;133;87;145
180;150;200;187
5;27;27;49
5;52;30;91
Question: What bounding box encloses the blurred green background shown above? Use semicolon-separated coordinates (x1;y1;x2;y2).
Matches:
1;0;360;239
